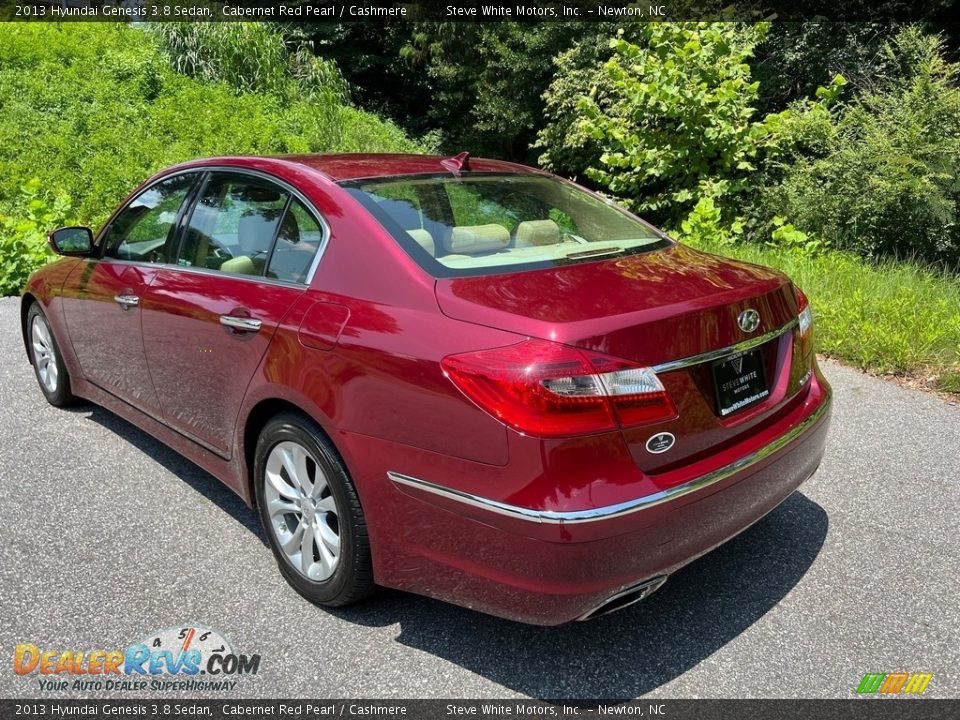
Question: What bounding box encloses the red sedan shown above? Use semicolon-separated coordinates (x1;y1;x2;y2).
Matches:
22;153;831;625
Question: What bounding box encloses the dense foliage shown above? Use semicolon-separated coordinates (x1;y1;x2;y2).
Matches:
761;28;960;266
398;23;598;162
565;23;774;230
0;23;420;294
154;23;349;104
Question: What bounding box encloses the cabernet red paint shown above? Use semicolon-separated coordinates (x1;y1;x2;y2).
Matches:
22;154;831;624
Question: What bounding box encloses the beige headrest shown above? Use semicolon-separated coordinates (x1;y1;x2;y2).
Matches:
444;224;510;255
237;212;275;254
407;228;435;257
220;255;255;275
515;219;561;247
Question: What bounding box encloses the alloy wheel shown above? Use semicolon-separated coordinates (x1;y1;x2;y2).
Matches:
264;440;341;582
31;316;59;394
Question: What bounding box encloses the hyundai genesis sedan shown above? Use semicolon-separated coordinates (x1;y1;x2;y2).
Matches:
21;153;831;624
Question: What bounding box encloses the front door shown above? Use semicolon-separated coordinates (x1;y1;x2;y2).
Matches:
62;172;199;416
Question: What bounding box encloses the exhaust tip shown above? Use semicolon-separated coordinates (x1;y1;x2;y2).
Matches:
577;576;668;621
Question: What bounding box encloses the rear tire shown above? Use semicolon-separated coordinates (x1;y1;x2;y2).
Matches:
254;411;375;606
27;303;76;407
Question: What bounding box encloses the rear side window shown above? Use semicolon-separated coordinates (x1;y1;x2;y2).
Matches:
266;199;324;284
179;174;289;277
175;173;324;283
343;174;671;278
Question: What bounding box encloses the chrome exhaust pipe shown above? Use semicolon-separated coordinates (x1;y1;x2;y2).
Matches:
576;576;668;621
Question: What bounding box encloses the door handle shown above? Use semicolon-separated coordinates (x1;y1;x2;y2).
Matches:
113;294;139;310
219;315;262;333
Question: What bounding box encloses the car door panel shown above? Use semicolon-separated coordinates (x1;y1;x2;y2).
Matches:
141;270;304;456
61;261;163;414
137;171;322;457
60;171;201;417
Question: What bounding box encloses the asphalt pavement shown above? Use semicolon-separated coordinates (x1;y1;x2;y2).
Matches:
1;295;958;699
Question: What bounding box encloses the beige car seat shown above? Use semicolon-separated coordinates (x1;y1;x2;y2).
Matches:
514;219;561;247
442;224;510;255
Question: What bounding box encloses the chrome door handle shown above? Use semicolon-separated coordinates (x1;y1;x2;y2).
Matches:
219;315;262;332
113;294;139;310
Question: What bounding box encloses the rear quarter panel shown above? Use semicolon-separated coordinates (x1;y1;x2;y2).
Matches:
236;169;524;480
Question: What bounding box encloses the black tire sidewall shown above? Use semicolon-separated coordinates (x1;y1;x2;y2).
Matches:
254;414;367;606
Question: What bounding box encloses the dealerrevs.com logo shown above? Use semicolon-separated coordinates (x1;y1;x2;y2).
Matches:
13;626;260;692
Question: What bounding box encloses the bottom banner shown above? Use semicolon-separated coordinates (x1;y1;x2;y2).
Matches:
3;699;959;720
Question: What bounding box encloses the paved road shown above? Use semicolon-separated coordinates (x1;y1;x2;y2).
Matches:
1;295;958;700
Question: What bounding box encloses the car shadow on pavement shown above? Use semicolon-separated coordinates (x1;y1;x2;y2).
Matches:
81;405;267;544
331;491;828;699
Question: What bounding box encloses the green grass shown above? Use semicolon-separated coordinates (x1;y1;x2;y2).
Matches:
690;238;960;393
0;24;426;296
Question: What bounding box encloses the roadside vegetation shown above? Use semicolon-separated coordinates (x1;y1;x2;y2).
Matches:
687;237;960;394
1;20;957;392
0;23;423;295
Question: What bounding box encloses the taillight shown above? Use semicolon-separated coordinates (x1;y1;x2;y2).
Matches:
441;339;677;438
795;286;814;359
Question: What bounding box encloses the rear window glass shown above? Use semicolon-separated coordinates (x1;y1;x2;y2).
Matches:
342;174;672;277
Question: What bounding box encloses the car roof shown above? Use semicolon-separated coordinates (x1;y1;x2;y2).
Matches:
164;153;549;184
281;153;548;182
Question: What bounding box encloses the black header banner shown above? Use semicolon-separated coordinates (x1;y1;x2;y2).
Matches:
2;0;959;22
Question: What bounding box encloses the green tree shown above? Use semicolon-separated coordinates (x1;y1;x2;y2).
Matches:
276;21;434;138
764;27;960;266
399;23;603;161
752;23;901;113
565;23;775;231
535;23;624;181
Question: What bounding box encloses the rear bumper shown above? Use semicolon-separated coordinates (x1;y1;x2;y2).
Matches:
348;371;832;625
389;375;829;524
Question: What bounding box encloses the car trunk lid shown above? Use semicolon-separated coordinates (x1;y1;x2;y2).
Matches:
435;244;810;475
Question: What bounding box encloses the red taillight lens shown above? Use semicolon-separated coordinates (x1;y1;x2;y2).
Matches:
441;339;677;437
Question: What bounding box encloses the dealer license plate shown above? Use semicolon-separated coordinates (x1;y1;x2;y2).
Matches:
711;348;769;416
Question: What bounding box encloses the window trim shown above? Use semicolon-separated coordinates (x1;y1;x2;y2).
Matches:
95;166;331;287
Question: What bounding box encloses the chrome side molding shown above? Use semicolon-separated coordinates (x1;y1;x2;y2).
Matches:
387;386;830;525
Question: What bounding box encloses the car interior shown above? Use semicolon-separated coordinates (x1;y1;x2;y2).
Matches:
355;177;664;273
180;180;321;284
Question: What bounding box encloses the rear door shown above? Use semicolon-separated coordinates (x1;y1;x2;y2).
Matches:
140;171;326;456
62;172;200;415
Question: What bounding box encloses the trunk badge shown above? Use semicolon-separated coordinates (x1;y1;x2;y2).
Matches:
738;309;761;333
646;432;675;454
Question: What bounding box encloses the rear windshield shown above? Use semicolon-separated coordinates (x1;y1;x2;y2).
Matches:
341;173;672;277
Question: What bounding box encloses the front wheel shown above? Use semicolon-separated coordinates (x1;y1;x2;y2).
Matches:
27;303;76;407
254;412;375;606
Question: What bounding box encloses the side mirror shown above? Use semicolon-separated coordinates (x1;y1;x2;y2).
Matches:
48;226;94;256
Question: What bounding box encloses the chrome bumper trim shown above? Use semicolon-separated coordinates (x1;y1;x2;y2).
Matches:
651;317;799;374
387;385;831;525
